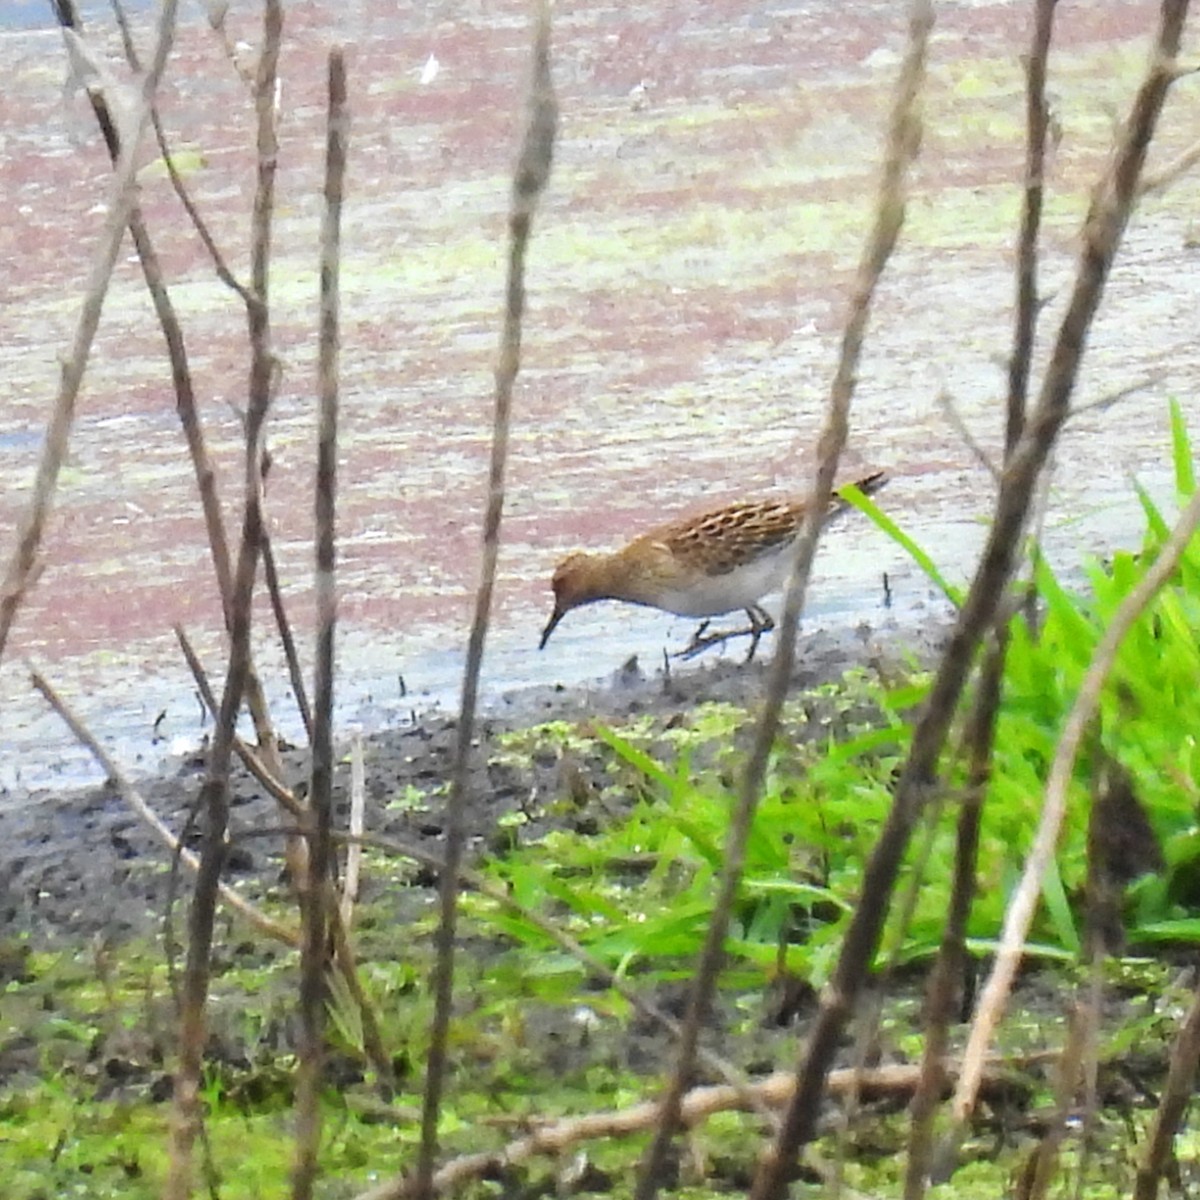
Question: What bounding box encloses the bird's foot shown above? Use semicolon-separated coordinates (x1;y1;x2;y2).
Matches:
673;622;762;661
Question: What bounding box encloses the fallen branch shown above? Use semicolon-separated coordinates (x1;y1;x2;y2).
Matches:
354;1062;1024;1200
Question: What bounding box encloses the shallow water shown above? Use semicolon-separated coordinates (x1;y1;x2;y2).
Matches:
1;0;1197;795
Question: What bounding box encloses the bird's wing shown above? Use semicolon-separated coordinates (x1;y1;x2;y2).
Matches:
658;499;800;577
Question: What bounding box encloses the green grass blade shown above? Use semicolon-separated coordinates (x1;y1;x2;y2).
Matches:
1134;479;1171;542
839;482;963;607
1169;397;1196;496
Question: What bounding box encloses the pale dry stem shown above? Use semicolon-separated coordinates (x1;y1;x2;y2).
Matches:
0;1;179;665
948;483;1200;1140
414;4;557;1196
354;1064;1017;1200
165;3;286;1195
292;44;348;1200
741;6;933;1197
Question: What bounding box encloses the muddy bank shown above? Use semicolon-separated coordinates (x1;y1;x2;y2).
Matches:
0;614;949;949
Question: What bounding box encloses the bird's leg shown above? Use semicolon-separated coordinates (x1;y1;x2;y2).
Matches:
674;606;776;661
743;605;776;664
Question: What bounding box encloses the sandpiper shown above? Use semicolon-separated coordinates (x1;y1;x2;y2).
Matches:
539;470;887;661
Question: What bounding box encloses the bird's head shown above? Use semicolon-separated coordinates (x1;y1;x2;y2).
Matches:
539;552;608;648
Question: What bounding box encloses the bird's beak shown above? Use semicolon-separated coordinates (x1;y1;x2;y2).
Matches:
539;606;565;650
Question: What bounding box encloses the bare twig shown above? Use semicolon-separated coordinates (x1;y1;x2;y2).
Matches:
0;1;179;664
414;6;557;1197
262;527;314;740
736;6;931;1197
1007;0;1059;454
903;628;1005;1199
1134;970;1200;1199
947;482;1200;1154
1139;127;1200;195
1065;369;1168;422
328;888;395;1096
165;3;285;1195
175;623;302;818
112;0;254;302
341;735;366;928
935;389;1000;481
108;0;281;756
292;45;348;1200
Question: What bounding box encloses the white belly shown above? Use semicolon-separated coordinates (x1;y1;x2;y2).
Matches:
652;551;790;618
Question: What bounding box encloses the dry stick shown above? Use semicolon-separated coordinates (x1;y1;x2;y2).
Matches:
28;666;296;945
178;617;393;1095
414;11;556;1194
637;9;931;1196
236;0;286;775
1025;929;1100;1198
1139;124;1200;196
946;483;1200;1163
902;629;1005;1200
1134;970;1200;1199
642;0;924;1190
108;0;283;761
175;623;303;819
0;4;177;664
191;620;395;1096
292;46;347;1200
906;8;1059;1194
327;884;396;1100
341;734;366;928
1027;751;1125;1200
1007;0;1058;455
756;6;1191;1197
164;4;285;1197
263;529;314;740
355;1063;1019;1200
935;389;1000;481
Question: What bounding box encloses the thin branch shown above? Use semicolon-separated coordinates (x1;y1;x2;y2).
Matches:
740;5;932;1196
109;0;282;754
341;735;366;929
946;482;1200;1150
1134;969;1200;1199
292;45;347;1200
263;527;314;740
413;6;557;1197
1139;127;1200;195
175;623;302;818
935;389;1000;481
0;1;179;663
1006;0;1058;455
165;3;285;1195
903;628;1005;1200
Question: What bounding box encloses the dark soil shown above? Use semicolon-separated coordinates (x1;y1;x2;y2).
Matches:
0;619;947;949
